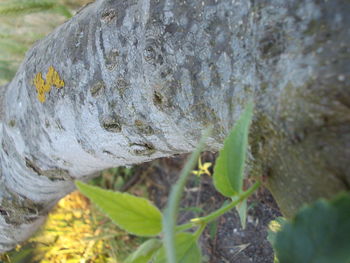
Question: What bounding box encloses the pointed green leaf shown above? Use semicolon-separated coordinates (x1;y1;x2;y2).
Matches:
273;193;350;263
125;239;162;263
76;181;162;236
236;200;247;229
208;221;218;240
154;233;202;263
213;103;253;197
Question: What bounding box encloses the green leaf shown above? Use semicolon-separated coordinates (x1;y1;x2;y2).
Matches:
3;244;35;263
125;239;162;263
162;129;210;263
236;200;247;229
154;233;202;263
76;181;162;237
208;220;218;240
213;102;253;197
273;193;350;263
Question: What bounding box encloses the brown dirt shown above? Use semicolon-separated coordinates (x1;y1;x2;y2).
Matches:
130;153;281;263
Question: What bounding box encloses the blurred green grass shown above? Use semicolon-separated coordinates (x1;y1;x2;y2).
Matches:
0;166;147;263
0;0;91;85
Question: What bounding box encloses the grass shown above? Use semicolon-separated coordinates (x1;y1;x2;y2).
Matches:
0;167;147;263
0;0;92;85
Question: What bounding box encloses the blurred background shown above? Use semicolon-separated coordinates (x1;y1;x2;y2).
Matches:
0;0;91;85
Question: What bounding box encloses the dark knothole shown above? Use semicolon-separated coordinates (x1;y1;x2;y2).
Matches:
153;91;163;105
101;9;117;23
130;142;156;156
259;25;285;60
102;115;122;133
0;208;8;216
144;45;156;62
90;82;105;97
8;120;15;127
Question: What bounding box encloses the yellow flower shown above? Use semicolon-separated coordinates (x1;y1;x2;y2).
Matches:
192;157;212;177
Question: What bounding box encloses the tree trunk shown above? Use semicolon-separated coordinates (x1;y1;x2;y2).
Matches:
0;0;349;252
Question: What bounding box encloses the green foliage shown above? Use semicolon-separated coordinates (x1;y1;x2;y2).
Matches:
213;102;253;197
213;102;253;228
76;181;163;237
76;103;260;263
125;239;162;263
0;60;16;81
0;0;75;84
90;166;134;190
271;193;350;263
162;129;210;263
237;199;247;229
0;0;72;18
153;233;202;263
208;220;218;240
0;243;36;263
0;39;27;56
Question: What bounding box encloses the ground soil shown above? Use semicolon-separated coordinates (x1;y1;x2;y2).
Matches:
130;153;282;263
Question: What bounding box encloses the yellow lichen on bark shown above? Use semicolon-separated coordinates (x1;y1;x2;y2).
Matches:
33;66;64;103
46;66;64;89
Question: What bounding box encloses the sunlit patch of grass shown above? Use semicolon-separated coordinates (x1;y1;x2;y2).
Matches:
30;189;145;263
31;165;145;263
0;0;94;84
0;166;146;262
31;191;106;262
0;172;144;262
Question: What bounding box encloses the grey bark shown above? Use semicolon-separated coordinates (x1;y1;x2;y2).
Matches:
1;0;349;252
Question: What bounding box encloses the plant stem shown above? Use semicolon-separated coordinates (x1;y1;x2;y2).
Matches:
162;129;212;263
191;181;260;225
175;222;194;232
174;181;260;233
194;223;207;239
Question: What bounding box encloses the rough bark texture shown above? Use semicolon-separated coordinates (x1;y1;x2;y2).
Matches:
0;0;349;252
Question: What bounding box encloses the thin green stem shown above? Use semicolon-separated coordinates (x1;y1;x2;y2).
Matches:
175;222;194;232
162;128;212;263
174;181;261;234
191;181;260;225
194;223;207;239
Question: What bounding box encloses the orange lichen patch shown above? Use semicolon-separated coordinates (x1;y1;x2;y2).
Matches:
46;66;65;89
33;66;65;103
33;72;50;103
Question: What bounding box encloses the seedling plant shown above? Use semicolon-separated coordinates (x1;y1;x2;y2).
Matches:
76;103;256;263
76;102;350;263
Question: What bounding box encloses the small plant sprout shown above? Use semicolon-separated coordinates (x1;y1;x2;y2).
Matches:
76;102;263;263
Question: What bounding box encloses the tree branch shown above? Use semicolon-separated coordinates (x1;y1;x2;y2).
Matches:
0;0;349;252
